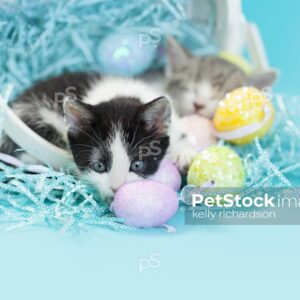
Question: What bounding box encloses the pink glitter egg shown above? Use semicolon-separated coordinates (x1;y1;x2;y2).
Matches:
112;180;179;228
180;115;217;149
151;160;181;191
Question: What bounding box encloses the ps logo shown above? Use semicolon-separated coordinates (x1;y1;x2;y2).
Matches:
138;28;161;48
138;140;161;160
138;252;161;273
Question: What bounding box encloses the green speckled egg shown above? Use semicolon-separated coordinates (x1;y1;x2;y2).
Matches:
187;146;245;187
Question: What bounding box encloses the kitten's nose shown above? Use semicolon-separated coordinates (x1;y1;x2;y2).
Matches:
111;183;124;193
111;187;118;193
110;178;126;193
194;103;205;111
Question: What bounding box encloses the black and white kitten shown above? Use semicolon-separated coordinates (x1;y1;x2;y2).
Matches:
165;37;278;118
0;72;195;197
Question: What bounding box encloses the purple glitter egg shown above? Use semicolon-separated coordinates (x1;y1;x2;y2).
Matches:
151;160;181;191
112;180;179;228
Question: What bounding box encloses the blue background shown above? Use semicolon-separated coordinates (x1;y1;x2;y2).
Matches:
1;1;300;299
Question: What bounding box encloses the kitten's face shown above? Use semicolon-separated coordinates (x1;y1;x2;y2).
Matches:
64;96;171;198
166;37;277;118
166;57;246;118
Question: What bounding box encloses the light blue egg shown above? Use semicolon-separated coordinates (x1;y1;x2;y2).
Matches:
98;33;157;76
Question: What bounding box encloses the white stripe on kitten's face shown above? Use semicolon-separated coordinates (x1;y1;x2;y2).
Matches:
196;81;213;104
109;131;141;192
83;129;143;198
193;80;217;117
109;131;130;190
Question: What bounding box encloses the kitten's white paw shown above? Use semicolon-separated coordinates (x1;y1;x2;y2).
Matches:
175;147;197;173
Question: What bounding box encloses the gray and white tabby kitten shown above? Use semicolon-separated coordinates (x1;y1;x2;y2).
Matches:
0;72;195;198
165;37;277;118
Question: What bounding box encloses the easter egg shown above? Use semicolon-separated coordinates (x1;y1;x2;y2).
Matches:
213;87;275;145
218;52;253;74
150;160;181;191
180;115;217;150
187;145;245;187
112;180;179;228
98;33;156;77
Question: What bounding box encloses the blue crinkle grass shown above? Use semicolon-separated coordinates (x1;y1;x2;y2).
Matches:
0;161;136;232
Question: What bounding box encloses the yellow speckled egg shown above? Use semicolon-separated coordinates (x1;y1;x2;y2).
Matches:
187;146;245;188
213;87;275;145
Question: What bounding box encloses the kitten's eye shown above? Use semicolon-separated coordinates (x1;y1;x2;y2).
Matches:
130;160;145;172
91;162;106;173
170;80;189;91
179;85;189;91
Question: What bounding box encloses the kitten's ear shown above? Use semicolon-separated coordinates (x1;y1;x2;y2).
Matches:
140;96;172;135
166;36;190;76
63;98;95;136
246;69;278;89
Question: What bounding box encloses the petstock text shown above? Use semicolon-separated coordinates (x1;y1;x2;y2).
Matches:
183;187;300;225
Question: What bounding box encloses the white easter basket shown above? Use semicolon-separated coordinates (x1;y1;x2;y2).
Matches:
0;0;272;169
